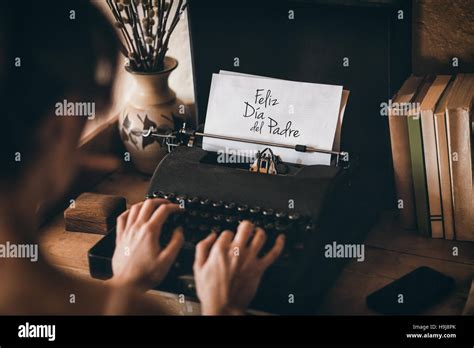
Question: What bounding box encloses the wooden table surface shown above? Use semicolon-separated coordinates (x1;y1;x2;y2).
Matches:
40;166;474;315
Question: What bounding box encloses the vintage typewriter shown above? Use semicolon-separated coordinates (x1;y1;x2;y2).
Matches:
89;127;374;314
89;0;411;314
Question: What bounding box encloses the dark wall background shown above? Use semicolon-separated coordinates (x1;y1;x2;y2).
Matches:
413;0;474;74
188;0;412;209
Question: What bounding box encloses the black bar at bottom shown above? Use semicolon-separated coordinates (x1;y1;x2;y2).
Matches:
0;315;472;345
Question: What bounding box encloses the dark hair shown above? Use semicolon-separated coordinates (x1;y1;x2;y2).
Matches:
0;0;119;180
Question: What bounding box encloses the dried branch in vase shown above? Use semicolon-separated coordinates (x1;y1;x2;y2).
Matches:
106;0;187;72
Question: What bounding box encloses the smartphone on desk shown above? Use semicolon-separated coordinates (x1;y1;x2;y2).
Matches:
366;267;455;315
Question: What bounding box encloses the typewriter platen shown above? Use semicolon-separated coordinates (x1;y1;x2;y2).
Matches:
89;130;373;314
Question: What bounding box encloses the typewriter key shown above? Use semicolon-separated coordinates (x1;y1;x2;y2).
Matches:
153;191;165;198
198;224;210;232
224;202;236;210
187;222;198;233
186;197;199;207
288;212;300;220
176;194;187;204
213;214;224;222
262;208;274;217
200;211;210;219
200;198;211;207
163;192;175;200
225;215;238;223
225;215;238;229
212;200;224;209
275;211;287;219
237;204;248;212
168;213;183;225
249;206;261;214
264;223;275;232
275;222;287;232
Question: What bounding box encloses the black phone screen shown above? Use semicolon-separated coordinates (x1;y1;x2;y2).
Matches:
366;266;455;315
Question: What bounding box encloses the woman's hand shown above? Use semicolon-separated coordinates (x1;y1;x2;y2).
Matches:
227;221;285;312
110;199;184;291
193;221;285;315
192;231;233;315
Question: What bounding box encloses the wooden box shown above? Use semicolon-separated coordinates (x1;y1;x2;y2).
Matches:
64;192;126;235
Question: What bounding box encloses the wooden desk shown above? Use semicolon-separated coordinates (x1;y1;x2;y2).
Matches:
40;165;474;315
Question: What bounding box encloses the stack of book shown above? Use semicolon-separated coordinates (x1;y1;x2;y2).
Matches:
389;74;474;240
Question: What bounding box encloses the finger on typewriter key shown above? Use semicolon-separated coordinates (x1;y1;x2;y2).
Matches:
233;220;255;247
216;230;235;248
158;226;184;264
250;228;267;254
259;234;285;269
147;202;184;233
194;232;217;269
127;202;144;226
137;198;171;223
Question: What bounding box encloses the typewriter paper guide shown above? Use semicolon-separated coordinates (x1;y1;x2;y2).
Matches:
203;73;343;165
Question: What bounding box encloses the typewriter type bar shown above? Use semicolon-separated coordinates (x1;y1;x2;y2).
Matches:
189;130;341;155
132;125;350;167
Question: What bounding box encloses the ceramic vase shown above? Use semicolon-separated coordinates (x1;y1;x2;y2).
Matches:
118;56;186;174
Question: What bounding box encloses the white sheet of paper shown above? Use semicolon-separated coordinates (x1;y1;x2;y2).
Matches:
203;73;343;165
220;70;349;152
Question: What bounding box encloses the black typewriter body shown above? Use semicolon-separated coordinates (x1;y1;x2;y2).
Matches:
89;145;374;314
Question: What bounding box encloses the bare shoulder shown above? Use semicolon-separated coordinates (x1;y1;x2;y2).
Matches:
0;259;169;315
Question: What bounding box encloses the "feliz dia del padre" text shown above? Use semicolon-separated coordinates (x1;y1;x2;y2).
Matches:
242;89;300;138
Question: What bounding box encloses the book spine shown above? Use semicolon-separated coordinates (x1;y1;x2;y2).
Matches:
446;108;473;241
420;110;444;238
434;111;455;239
407;115;431;236
388;115;416;229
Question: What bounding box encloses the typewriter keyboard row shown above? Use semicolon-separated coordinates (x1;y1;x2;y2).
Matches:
146;191;316;252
